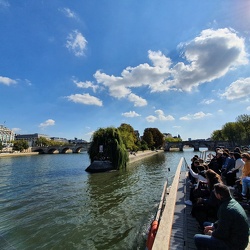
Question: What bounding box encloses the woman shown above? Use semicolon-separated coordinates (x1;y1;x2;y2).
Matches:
241;153;250;199
191;169;222;229
226;152;245;186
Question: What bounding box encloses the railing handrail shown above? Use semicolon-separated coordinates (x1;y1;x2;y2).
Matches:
151;157;186;250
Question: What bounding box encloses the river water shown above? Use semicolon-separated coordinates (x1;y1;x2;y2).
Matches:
0;149;205;250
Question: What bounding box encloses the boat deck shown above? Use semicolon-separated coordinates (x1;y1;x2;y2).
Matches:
169;171;250;250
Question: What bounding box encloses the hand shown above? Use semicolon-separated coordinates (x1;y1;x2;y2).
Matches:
204;226;214;234
205;230;213;236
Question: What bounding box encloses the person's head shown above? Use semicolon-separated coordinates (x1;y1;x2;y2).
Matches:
213;183;230;200
242;153;250;162
234;152;241;160
234;147;242;154
205;169;222;189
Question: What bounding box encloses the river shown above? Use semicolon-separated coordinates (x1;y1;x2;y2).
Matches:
0;149;207;250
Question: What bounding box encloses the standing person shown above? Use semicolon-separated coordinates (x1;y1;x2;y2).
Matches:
194;183;249;250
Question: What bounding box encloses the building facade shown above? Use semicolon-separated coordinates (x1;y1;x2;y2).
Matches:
0;125;15;146
15;133;51;147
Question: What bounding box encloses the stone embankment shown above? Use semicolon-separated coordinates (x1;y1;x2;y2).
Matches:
128;150;164;164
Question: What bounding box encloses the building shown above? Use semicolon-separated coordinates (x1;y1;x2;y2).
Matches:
15;133;51;147
0;125;15;146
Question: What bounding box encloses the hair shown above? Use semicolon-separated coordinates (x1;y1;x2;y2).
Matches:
234;147;242;154
234;152;241;160
242;153;250;160
214;183;230;199
205;169;222;191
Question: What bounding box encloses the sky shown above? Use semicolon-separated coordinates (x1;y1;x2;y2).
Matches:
1;0;250;142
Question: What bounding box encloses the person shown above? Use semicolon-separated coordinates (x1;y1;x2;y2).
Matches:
191;169;222;229
207;150;223;175
227;152;245;198
185;165;207;206
194;183;249;250
241;153;250;199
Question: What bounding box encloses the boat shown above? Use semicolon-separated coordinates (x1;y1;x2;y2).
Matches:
85;160;114;173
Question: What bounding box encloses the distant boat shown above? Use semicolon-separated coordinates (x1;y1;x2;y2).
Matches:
85;160;114;173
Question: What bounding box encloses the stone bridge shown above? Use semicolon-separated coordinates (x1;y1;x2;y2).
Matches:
164;140;234;152
31;143;90;154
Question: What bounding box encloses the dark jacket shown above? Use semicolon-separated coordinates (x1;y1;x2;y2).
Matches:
212;197;249;250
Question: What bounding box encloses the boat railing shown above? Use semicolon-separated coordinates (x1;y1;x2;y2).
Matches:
147;157;186;250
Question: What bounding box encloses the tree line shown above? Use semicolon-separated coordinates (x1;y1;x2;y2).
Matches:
211;114;250;146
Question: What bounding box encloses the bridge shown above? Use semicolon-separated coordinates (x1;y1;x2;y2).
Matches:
164;140;235;152
31;143;90;154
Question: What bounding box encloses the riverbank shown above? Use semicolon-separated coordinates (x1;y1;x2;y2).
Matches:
128;150;164;164
0;150;164;161
0;152;39;157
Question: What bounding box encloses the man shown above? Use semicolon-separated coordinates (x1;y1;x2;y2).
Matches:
194;183;249;250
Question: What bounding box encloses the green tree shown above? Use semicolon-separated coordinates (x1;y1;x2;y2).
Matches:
118;123;138;151
236;114;250;144
13;140;29;152
36;137;50;147
142;129;155;149
211;130;225;141
221;122;244;145
88;127;128;170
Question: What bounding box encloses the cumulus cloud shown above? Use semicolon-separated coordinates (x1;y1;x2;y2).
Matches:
220;77;250;100
122;111;141;117
247;106;250;111
0;76;17;86
66;30;87;57
180;111;212;120
155;109;175;121
146;110;174;123
200;99;215;105
90;28;248;105
73;79;98;92
66;93;102;106
128;93;147;107
146;115;158;123
39;119;55;129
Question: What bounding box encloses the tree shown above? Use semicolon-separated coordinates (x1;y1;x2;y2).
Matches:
0;141;3;151
236;114;250;144
88;127;129;170
142;128;164;149
118;123;138;151
13;140;29;152
211;130;225;141
221;122;244;145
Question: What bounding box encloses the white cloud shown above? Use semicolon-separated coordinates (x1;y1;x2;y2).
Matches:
60;7;77;19
128;93;147;107
91;28;248;105
0;76;17;86
146;110;174;123
74;79;98;92
220;77;250;100
201;99;215;105
180;111;212;120
122;111;141;117
247;106;250;111
66;93;102;106
155;109;175;121
146;115;157;123
39;119;55;129
66;30;87;57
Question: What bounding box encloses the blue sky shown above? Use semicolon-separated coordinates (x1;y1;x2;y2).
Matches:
1;0;250;141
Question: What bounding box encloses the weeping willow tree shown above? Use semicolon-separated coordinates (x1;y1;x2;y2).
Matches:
88;127;129;170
